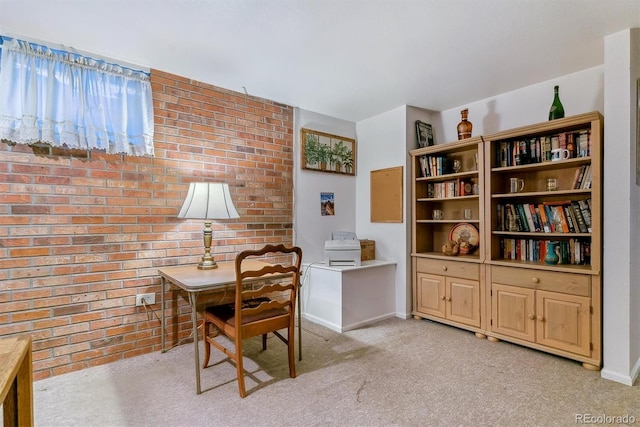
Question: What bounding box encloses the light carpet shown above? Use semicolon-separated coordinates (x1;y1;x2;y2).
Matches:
33;317;639;427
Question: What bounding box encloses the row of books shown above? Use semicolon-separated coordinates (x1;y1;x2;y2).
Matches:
496;129;591;167
496;200;592;233
427;179;474;199
418;155;453;177
571;164;592;190
499;238;591;265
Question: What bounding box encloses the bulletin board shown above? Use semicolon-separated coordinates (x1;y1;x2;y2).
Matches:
370;166;403;223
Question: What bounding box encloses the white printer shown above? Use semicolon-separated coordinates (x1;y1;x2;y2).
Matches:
324;231;361;267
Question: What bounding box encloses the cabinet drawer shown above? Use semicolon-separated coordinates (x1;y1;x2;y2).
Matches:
491;266;590;297
416;258;479;280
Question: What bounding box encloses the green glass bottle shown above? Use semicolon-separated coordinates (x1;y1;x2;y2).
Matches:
548;85;565;120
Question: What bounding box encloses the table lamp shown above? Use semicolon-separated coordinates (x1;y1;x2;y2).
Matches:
177;182;240;269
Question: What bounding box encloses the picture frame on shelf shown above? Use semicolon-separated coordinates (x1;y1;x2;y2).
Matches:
415;120;434;148
301;128;356;176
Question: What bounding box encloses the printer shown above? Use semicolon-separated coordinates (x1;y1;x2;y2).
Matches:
324;231;361;267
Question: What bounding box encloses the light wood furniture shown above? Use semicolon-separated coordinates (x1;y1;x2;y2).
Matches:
484;112;602;370
410;112;603;370
410;138;487;337
0;335;33;427
201;244;302;398
159;257;299;394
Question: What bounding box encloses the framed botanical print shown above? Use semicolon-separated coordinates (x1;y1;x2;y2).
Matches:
301;128;356;175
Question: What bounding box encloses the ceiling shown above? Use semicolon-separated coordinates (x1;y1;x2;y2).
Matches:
1;0;639;122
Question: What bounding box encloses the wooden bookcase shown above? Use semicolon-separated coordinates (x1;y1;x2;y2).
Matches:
410;137;488;337
410;112;603;370
484;111;602;370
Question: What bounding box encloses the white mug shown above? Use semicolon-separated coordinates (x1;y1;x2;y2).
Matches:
509;177;525;193
551;148;570;161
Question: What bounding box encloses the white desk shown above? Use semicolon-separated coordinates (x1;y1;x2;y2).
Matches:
301;260;396;333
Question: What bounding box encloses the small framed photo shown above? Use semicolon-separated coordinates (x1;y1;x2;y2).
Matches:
416;120;434;148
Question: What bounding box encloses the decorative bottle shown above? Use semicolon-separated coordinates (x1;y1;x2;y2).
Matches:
548;85;565;120
457;109;472;140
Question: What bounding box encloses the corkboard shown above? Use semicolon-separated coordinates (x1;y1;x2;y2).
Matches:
370;166;403;223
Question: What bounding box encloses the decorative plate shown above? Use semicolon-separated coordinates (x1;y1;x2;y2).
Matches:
449;223;479;247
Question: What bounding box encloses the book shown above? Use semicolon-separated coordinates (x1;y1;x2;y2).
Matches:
581;165;593;189
499;142;508;167
572;166;585;189
542;136;552;162
566;132;576;158
562;204;577;233
571;201;589;233
544;204;557;232
555;203;571;233
506;204;521;231
516;204;530;232
538;204;551;233
528;204;541;232
578;199;592;232
523;203;537;232
578;130;590;157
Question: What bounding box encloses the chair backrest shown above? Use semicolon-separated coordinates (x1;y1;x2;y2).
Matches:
233;244;303;338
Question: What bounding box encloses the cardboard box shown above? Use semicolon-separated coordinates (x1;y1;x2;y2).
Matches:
360;239;375;261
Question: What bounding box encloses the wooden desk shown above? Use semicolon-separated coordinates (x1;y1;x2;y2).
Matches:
0;335;33;427
159;260;297;394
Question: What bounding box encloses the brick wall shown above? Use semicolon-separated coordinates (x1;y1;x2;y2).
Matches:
0;70;294;380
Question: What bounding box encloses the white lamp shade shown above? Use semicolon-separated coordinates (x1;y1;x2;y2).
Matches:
177;182;240;220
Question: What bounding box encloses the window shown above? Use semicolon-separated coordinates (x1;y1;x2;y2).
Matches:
0;36;154;156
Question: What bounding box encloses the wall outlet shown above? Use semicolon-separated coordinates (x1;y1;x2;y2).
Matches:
135;293;155;307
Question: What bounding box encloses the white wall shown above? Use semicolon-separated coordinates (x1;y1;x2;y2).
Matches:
433;66;604;143
600;28;640;386
355;106;409;317
293;108;357;263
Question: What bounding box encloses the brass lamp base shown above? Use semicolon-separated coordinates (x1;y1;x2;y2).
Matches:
197;258;218;270
197;221;219;269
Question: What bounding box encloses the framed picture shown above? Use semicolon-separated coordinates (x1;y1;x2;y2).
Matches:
301;128;356;175
416;120;434;148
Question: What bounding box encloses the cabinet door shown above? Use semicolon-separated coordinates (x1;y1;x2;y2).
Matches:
536;290;591;356
446;277;480;327
491;283;535;342
415;273;445;318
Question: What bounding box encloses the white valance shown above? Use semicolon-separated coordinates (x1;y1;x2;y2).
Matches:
0;37;154;156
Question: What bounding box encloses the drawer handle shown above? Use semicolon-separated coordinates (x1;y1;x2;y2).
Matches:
442;266;448;272
537;315;545;322
441;296;446;301
528;314;535;320
531;277;540;284
446;297;452;302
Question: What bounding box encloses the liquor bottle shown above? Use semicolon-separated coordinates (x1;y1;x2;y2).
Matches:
548;85;565;120
457;109;472;140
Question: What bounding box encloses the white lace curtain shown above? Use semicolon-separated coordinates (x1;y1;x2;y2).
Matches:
0;37;154;156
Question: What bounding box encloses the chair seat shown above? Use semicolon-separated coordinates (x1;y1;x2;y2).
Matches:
205;298;289;327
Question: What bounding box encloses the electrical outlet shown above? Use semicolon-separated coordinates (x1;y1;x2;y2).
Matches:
135;293;155;307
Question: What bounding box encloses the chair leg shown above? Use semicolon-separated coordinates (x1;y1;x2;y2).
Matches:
202;318;210;369
288;326;296;378
262;333;267;351
235;338;246;398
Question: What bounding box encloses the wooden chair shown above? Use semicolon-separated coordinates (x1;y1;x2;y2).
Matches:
201;244;303;397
